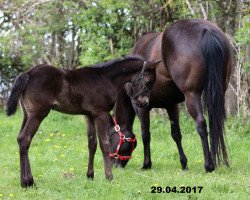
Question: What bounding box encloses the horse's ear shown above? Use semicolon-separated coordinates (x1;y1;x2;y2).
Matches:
149;60;162;69
124;82;133;96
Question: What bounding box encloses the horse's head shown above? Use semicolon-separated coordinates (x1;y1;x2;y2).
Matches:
126;60;161;108
108;117;137;168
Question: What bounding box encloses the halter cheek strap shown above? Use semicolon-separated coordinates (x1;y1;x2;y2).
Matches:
131;61;148;99
109;117;136;161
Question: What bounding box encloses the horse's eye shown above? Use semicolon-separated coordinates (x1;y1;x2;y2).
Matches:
147;80;152;84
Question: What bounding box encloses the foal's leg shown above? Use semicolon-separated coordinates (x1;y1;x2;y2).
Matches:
166;104;188;170
17;111;49;187
184;92;214;172
137;108;152;169
94;112;113;180
85;115;97;179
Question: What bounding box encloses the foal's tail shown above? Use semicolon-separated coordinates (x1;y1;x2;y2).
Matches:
202;29;231;166
6;73;29;116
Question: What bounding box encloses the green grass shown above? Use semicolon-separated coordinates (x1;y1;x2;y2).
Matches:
0;109;249;200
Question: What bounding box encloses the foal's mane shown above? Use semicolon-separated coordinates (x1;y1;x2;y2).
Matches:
142;31;159;36
92;56;144;69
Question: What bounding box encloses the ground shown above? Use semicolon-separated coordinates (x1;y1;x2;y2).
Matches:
0;109;249;200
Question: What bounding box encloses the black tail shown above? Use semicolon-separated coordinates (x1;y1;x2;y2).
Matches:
6;73;29;116
202;29;230;166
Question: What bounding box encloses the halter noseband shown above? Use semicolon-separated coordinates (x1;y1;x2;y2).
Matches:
131;61;148;99
109;117;136;161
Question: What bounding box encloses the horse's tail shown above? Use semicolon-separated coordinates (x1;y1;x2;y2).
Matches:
202;29;230;166
6;73;29;116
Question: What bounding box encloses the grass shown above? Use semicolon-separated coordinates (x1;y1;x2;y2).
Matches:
0;109;249;200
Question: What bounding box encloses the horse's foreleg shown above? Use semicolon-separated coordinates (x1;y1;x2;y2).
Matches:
94;113;113;180
17;111;48;187
137;108;152;169
166;104;188;170
184;92;215;172
85;115;97;179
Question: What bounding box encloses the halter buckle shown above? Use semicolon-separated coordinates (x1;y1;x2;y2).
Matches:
114;124;120;132
139;73;143;78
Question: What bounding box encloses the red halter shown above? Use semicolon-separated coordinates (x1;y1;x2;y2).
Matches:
109;117;136;161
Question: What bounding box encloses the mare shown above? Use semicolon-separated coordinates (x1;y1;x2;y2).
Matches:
111;19;232;171
6;56;159;187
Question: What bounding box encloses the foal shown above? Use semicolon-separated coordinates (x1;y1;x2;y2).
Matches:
6;56;159;187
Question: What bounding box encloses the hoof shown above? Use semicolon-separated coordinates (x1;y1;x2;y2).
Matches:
86;172;94;180
141;162;152;170
180;157;188;170
105;175;113;181
182;166;189;171
21;177;35;188
205;164;215;172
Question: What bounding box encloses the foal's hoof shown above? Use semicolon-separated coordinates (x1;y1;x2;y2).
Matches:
180;157;188;170
182;166;189;171
86;172;94;180
105;175;113;181
181;161;188;170
141;162;152;170
21;177;35;188
205;164;215;172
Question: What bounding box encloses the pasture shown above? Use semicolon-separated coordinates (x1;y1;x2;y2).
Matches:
0;109;249;200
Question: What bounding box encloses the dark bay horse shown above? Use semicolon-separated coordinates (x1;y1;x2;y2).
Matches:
112;19;232;171
6;56;160;187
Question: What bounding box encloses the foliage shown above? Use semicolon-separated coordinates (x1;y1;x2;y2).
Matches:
74;0;133;65
234;14;250;71
0;110;249;199
0;0;250;111
0;0;249;70
235;15;250;46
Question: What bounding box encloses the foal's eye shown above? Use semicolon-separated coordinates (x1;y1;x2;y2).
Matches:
147;80;152;84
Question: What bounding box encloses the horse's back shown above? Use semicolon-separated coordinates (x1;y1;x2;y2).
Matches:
23;65;116;114
21;65;64;112
131;32;163;60
26;65;64;88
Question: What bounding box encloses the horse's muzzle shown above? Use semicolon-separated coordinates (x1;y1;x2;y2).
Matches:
134;96;150;108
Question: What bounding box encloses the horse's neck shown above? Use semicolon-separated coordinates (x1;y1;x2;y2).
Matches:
102;60;142;91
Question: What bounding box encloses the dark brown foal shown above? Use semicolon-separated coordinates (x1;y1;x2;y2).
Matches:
7;56;159;187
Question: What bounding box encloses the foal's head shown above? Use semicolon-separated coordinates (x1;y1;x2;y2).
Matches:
109;118;137;168
126;60;161;108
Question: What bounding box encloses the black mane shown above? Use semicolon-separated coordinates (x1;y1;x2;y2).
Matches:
92;56;144;69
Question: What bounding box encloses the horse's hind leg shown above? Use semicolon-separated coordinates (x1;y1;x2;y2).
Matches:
17;110;49;187
137;108;152;169
19;100;28;132
166;104;188;170
94;112;113;180
184;92;214;172
85;115;97;179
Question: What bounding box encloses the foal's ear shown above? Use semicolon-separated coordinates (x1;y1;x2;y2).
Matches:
124;82;133;96
148;60;162;70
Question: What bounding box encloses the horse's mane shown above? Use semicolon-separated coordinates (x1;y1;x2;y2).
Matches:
92;55;144;69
